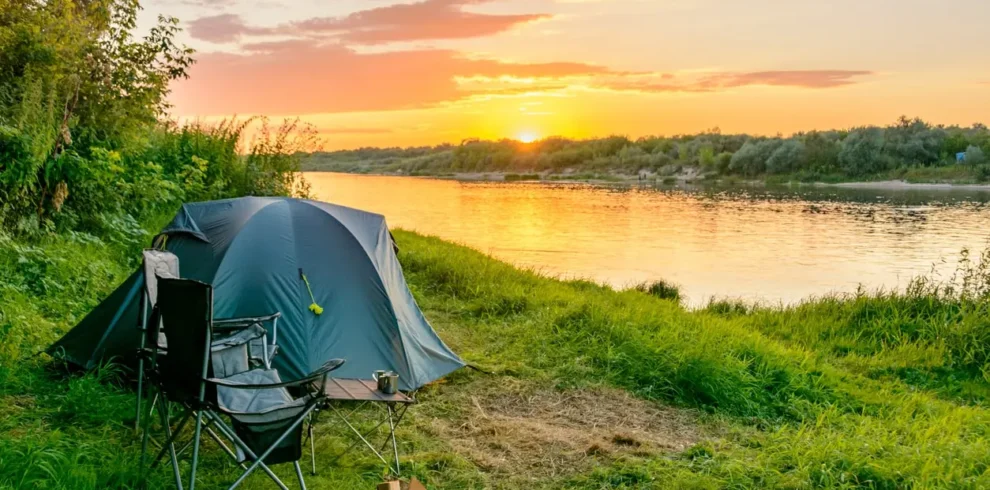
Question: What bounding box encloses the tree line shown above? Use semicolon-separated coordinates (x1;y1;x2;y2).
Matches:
306;118;990;182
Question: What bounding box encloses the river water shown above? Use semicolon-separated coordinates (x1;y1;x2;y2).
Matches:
305;172;990;306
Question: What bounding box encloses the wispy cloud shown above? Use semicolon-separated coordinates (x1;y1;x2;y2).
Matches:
172;38;871;118
317;127;394;135
589;70;873;93
169;42;607;115
188;14;269;43
186;0;549;45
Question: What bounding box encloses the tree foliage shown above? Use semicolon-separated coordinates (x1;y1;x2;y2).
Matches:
0;1;313;235
307;117;990;182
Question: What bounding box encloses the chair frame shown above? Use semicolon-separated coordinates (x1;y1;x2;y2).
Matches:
134;249;282;431
140;277;343;490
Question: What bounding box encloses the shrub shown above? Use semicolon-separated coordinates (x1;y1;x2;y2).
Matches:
839;127;889;176
965;145;986;165
634;280;682;302
766;140;806;174
729;139;782;176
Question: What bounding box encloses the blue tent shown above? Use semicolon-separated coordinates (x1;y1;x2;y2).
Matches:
48;197;464;390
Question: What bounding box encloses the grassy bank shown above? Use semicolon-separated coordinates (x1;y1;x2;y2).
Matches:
3;223;990;488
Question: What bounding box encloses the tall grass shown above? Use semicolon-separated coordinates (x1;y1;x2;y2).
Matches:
395;231;990;487
4;227;990;487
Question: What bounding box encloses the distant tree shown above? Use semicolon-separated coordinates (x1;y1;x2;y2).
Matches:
965;145;986;165
766;140;806;174
729;139;782;176
714;152;733;173
592;135;631;158
839;128;888;176
803;131;841;174
942;130;971;156
698;145;716;169
884;117;944;165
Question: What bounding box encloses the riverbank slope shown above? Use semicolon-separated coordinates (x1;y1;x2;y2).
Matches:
2;228;990;488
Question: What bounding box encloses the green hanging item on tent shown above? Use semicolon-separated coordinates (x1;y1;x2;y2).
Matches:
299;268;324;315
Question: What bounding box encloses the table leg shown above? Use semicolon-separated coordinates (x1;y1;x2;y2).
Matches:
377;404;409;454
387;403;400;476
329;404;393;469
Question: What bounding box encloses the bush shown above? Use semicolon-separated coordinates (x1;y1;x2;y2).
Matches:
965;145;986;165
766;140;806;174
634;280;682;302
839;127;889;176
729;139;782;176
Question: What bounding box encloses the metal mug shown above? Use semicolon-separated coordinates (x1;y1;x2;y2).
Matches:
374;371;399;394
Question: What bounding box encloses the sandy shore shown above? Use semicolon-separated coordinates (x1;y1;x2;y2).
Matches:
826;180;990;191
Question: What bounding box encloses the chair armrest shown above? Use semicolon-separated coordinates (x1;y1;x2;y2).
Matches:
213;312;281;329
205;359;345;391
211;323;267;351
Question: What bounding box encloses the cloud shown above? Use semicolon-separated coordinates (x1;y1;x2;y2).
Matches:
188;14;269;43
186;0;549;45
169;42;608;115
162;0;239;7
594;70;872;93
317;127;394;135
293;0;550;44
709;70;873;89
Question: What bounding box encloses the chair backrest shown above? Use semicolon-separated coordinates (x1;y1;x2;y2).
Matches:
142;249;179;306
142;250;179;349
157;277;214;404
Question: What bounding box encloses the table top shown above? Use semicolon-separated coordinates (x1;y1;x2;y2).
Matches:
323;378;414;404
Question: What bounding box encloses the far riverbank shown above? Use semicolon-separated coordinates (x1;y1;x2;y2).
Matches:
306;168;990;192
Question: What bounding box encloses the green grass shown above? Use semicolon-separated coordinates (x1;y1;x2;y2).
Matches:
4;226;990;488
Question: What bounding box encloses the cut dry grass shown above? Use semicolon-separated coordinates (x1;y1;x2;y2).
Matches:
421;378;702;484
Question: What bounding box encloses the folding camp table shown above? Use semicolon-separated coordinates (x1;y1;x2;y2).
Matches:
315;378;415;476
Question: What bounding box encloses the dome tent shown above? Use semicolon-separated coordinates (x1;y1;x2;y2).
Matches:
48;197;464;390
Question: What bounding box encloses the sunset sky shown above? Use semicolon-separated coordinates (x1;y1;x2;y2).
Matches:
143;0;990;149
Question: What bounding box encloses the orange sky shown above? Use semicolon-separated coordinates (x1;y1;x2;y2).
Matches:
145;0;990;150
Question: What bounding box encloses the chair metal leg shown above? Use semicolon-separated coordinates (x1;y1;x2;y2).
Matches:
139;392;153;479
158;399;184;490
136;357;145;432
152;409;192;469
294;461;307;490
206;412;290;490
309;415;317;475
227;404;318;490
136;292;148;431
204;426;247;469
189;410;204;490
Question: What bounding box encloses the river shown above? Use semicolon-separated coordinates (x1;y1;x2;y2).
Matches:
306;172;990;306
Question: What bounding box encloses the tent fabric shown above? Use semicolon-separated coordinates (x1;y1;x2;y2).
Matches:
47;196;464;390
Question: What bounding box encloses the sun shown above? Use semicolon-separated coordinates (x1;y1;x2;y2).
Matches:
516;131;539;143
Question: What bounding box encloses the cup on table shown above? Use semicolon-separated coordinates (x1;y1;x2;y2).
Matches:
373;370;399;394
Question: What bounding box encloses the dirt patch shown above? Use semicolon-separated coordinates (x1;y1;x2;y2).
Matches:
421;378;703;481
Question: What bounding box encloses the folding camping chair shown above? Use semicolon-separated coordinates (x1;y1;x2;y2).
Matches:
141;277;344;490
135;249;282;430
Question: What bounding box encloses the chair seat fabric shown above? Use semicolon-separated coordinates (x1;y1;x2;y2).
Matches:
216;369;311;425
216;369;312;464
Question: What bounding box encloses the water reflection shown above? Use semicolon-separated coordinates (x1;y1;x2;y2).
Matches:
306;173;990;306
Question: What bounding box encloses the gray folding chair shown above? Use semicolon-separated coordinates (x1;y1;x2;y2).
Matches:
135;249;281;430
141;277;344;490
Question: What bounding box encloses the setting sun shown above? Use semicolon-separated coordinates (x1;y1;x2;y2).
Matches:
516;132;539;143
